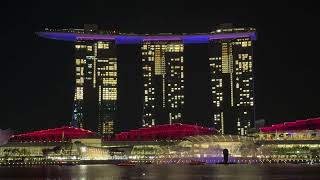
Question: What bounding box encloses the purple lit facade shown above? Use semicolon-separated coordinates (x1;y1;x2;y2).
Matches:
36;32;256;44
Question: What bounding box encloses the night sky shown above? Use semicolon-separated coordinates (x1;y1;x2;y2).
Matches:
1;1;319;132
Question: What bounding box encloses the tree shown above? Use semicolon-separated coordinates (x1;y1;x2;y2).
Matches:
310;149;319;159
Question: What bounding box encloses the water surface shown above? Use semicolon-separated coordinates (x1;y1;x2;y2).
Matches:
0;164;319;180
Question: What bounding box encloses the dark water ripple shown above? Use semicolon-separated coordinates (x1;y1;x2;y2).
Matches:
0;164;319;180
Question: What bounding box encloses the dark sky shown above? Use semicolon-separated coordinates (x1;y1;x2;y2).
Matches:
1;1;319;132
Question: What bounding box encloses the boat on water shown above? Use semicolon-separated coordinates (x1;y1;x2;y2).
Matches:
57;160;79;166
189;160;206;165
117;161;136;167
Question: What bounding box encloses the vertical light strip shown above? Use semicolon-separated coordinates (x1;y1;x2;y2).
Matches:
230;75;234;107
161;48;166;75
155;48;161;75
228;44;233;74
229;43;234;107
161;45;166;108
162;74;166;108
221;112;224;134
93;43;97;88
221;43;229;73
99;85;102;103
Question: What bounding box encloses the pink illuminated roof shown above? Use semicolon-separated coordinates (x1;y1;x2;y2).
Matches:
10;126;96;142
106;123;217;141
260;117;320;133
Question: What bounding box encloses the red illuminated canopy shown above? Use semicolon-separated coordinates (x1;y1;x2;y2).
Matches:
260;117;320;133
106;123;217;141
10;126;97;142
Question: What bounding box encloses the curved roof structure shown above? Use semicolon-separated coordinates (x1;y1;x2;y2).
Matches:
185;134;255;143
37;32;256;44
10;126;97;142
107;123;217;141
260;117;320;133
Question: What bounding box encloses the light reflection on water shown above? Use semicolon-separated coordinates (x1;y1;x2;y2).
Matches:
0;164;319;180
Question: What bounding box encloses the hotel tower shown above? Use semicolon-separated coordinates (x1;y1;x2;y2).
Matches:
141;40;184;127
209;24;255;135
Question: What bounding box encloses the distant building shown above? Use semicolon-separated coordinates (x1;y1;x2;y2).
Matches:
208;25;256;135
0;129;12;146
254;119;266;129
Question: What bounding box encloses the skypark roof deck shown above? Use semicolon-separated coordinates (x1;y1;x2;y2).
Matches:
36;31;257;44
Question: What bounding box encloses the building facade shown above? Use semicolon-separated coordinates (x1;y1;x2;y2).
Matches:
37;24;257;133
73;39;117;135
209;26;255;135
141;41;184;127
2;118;320;165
